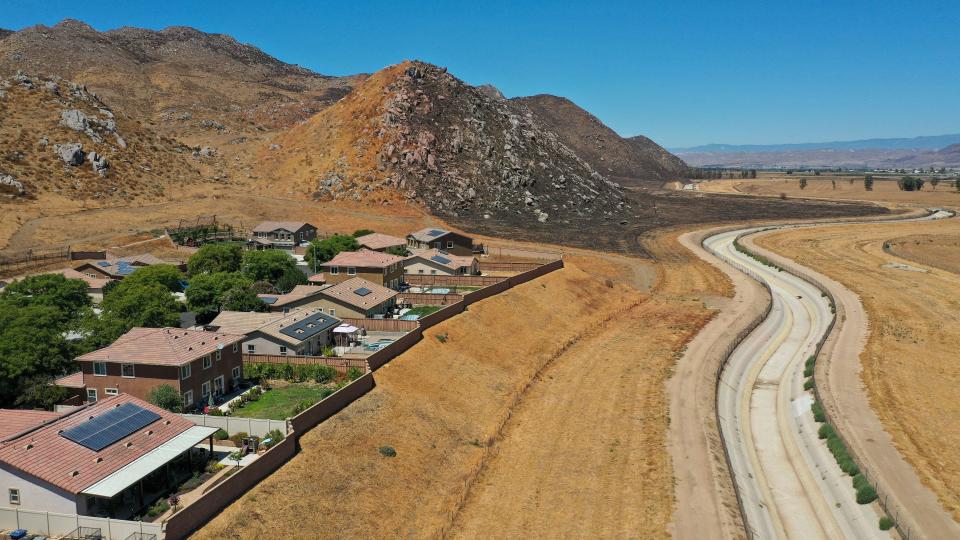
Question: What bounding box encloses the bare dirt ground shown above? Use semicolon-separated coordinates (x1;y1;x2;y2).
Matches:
885;233;960;275
754;219;960;526
699;176;960;209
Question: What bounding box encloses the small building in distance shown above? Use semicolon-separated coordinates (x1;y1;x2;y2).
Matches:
0;394;217;518
67;327;246;411
318;249;405;289
405;249;480;276
355;232;406;253
209;308;341;357
73;253;166;281
248;221;317;250
406;227;473;256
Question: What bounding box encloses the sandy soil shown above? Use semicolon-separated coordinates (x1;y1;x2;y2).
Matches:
754;219;960;525
699;176;960;209
885;233;960;275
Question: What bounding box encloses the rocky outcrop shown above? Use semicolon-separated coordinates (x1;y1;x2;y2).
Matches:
54;143;84;165
87;151;109;176
0;174;25;195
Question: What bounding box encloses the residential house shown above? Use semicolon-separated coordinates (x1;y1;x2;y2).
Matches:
406;228;474;256
67;327;246;411
0;394;218;518
318;249;405;289
208;309;341;357
73;253;167;281
355;232;406;252
50;268;112;302
258;284;328;313
405;249;480;276
307;277;398;319
248;221;317;250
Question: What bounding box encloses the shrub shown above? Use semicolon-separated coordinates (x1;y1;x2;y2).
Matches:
228;432;248;446
347;367;364;381
856;484;878;504
263;428;285;448
852;473;869;491
879;516;895;530
313;365;337;384
804;365;815;378
146;499;170;518
213;428;228;440
436;333;448;343
209;408;224;417
291;400;314;416
811;401;826;423
379;445;397;457
818;424;834;440
803;379;814;391
205;461;226;474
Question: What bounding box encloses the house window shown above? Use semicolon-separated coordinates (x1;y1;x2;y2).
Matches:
202;355;212;369
214;376;224;394
418;269;424;274
279;346;287;356
201;381;211;397
215;350;222;362
181;364;192;380
121;363;135;378
93;362;107;376
8;488;20;505
87;388;98;403
104;388;118;396
232;342;238;353
232;366;241;380
431;269;437;275
247;344;256;354
329;308;336;317
330;266;339;275
183;390;194;407
347;267;356;276
447;240;454;248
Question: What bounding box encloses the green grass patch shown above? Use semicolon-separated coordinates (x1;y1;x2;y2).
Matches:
405;305;442;317
230;384;336;420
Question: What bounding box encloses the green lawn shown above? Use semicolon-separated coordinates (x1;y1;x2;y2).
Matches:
405;305;442;317
230;384;332;420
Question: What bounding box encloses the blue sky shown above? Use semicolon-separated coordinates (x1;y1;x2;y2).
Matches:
3;0;958;148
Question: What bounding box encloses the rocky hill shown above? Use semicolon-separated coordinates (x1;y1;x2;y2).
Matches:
513;94;688;186
0;20;361;144
888;144;960;168
0;71;206;200
262;61;630;225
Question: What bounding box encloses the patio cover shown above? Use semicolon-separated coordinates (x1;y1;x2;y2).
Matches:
80;425;219;498
333;324;359;333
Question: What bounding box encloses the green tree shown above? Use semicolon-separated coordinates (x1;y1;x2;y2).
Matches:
0;305;75;407
304;234;359;268
385;245;410;257
241;250;298;283
864;175;874;191
799;178;808;190
15;375;69;410
122;264;184;292
275;267;308;293
186;272;261;323
90;282;182;346
930;178;940;190
0;273;91;326
352;229;374;238
147;384;183;413
187;243;243;276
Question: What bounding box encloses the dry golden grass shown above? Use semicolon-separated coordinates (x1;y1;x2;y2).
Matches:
885;233;960;275
757;219;960;521
700;175;960;208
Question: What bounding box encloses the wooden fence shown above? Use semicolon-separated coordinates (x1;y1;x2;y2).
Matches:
243;354;368;373
405;274;507;287
340;317;419;332
398;292;463;305
478;261;543;272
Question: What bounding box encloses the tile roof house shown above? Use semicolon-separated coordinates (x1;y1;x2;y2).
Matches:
257;284;329;313
310;277;399;319
3;268;112;303
404;249;480;276
318;249;405;289
0;394;217;518
355;232;406;252
69;328;246;411
248;221;317;250
0;409;62;440
209;308;341;357
73;253;168;281
406;228;474;256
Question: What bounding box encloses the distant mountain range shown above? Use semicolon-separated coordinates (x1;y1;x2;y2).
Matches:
674;134;960;169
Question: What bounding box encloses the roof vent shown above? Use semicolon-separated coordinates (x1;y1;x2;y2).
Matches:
95;457;103;463
165;420;171;425
125;442;133;448
146;430;154;436
25;443;33;450
71;470;79;477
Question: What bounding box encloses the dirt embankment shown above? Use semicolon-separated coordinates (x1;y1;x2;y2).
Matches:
700;176;960;208
755;219;960;522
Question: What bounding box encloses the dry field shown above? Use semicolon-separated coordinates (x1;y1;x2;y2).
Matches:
699;175;960;208
756;219;960;521
885;233;960;274
194;228;730;539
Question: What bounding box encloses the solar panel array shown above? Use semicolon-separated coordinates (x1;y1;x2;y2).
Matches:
431;255;452;265
427;229;445;237
97;261;111;267
61;403;162;451
354;287;372;297
260;296;278;305
278;311;340;340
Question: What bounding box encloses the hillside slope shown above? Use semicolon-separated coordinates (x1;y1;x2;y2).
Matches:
0;72;205;201
514;94;688;186
0;19;360;143
262;61;629;225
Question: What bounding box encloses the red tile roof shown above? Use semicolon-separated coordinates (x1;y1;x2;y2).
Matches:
355;233;405;251
318;277;397;311
0;394;194;493
0;409;62;440
76;327;245;367
54;371;86;389
321;249;404;269
257;284;328;308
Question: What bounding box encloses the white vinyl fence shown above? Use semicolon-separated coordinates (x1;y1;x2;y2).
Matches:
0;506;162;539
180;414;288;437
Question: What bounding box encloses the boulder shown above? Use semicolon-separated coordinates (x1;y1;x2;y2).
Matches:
55;143;84;166
0;174;25;195
87;151;109;176
60;109;90;132
44;81;60;95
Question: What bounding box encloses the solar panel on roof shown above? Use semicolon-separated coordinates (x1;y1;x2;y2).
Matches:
278;312;340;341
260;296;278;305
431;255;452;265
97;261;111;267
354;287;372;297
61;403;161;452
427;229;445;237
